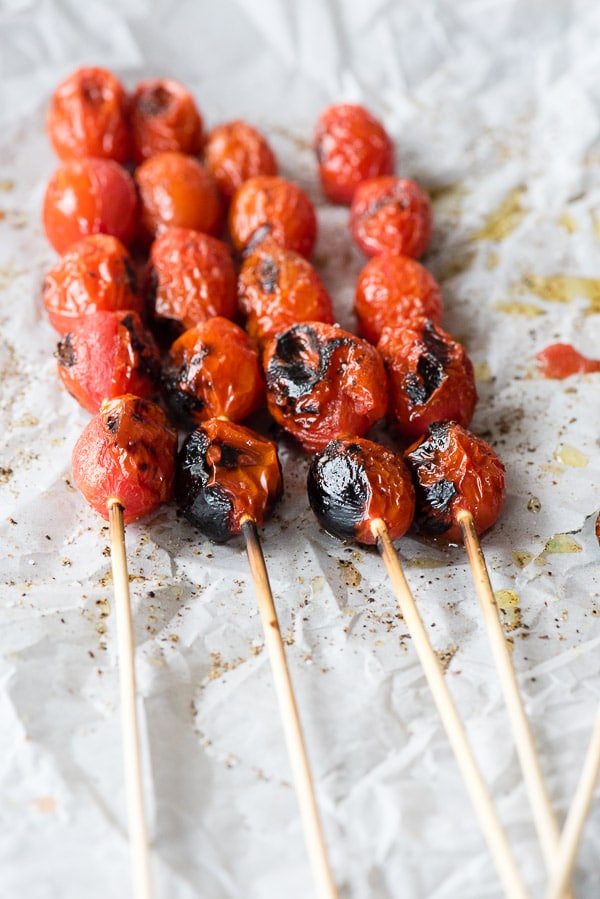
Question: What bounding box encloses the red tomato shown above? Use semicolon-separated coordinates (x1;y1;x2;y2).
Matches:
129;78;204;164
535;343;600;379
228;175;317;258
204;119;278;202
350;176;432;258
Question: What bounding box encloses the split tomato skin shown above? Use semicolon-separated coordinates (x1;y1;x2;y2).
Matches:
307;437;415;545
129;78;204;164
204;119;278;203
42;157;138;254
42;234;142;335
72;394;177;525
350;176;433;259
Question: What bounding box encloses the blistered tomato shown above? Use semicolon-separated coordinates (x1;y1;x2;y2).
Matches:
72;394;177;525
204;119;278;202
228;175;317;258
350;176;432;258
313;104;394;205
42;158;138;254
129;78;204;164
46;66;131;163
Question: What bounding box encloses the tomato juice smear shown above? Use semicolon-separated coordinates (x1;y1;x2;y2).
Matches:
536;342;600;379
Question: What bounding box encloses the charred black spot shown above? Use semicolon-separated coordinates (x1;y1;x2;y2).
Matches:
215;442;243;469
122;256;140;296
138;85;172;117
266;324;353;407
56;334;76;368
404;422;457;535
243;223;273;256
119;314;161;384
307;440;370;541
162;385;205;431
106;412;119;434
403;323;452;406
174;429;235;543
259;256;279;294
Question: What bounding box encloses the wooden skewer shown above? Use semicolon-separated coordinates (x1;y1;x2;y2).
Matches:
457;508;572;898
544;708;600;899
370;517;529;899
241;515;339;899
108;498;153;899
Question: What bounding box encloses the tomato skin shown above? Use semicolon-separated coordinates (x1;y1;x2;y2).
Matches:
263;321;388;453
42;157;138;254
350;176;432;259
404;421;506;543
163;317;264;428
237;240;334;349
72;395;177;525
129;78;204;164
378;318;477;441
313;104;394;205
134;151;222;243
308;437;415;545
204;120;278;203
175;418;283;542
46;66;131;163
42;234;142;335
535;343;600;379
228;175;317;258
56;310;161;413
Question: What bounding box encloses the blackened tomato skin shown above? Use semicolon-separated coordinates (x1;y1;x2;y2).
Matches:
308;437;415;545
350;176;432;259
403;421;506;543
204;120;278;203
129;78;204;164
72;395;177;525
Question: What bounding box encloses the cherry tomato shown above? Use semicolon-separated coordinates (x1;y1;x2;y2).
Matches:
204;119;278;202
354;253;443;345
46;66;131;163
378;318;477;441
42;234;142;335
129;78;204;164
263;321;388;453
350;176;432;258
237;240;334;349
404;421;506;543
43;157;138;254
56;310;161;413
535;343;600;379
163;317;264;428
175;418;283;542
72;394;177;525
307;436;415;544
313;103;394;204
228;175;317;258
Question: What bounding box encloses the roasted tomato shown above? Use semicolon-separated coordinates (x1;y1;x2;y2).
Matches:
43;157;138;254
42;234;142;335
350;176;432;259
56;310;161;413
72;394;177;525
228;175;317;258
313;103;394;204
145;227;236;340
175;418;283;542
204;119;278;203
354;253;443;345
162;317;264;428
307;437;415;545
46;66;131;163
129;78;204;164
134;151;222;243
378;318;477;441
237;240;335;349
404;421;506;543
263;321;388;453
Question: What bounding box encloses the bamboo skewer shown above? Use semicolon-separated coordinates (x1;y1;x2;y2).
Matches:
108;498;153;899
241;516;338;899
370;517;529;899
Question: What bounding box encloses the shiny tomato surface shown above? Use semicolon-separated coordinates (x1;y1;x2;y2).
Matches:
237;240;334;348
350;176;432;258
43;157;138;254
175;418;283;542
42;234;142;335
308;437;415;544
204;119;278;202
378;318;477;441
163;317;264;427
404;421;506;543
129;78;204;164
228;175;317;258
263;321;388;453
354;253;443;345
72;394;177;524
56;310;161;413
535;343;600;379
313;103;394;204
46;66;131;163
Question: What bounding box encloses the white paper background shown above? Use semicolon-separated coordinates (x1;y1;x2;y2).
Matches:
1;1;600;897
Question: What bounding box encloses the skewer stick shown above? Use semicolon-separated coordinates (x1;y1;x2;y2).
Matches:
544;708;600;899
241;516;338;899
370;517;529;899
108;498;153;899
457;508;571;898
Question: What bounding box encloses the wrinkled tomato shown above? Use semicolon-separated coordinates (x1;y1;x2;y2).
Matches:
129;78;204;164
228;175;317;258
350;176;432;259
204;119;278;203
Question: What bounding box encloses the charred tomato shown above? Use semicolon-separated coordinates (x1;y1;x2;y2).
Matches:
129;78;204;164
204;119;278;203
350;176;432;259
